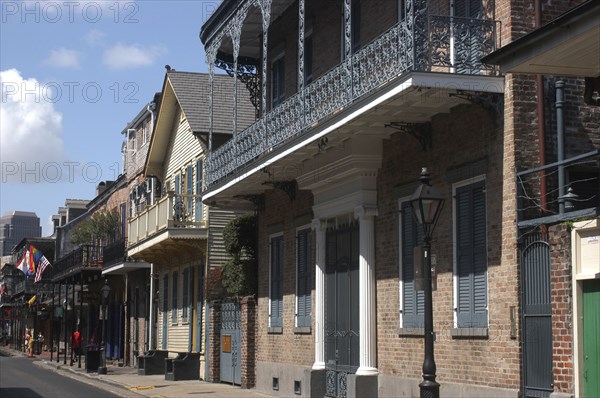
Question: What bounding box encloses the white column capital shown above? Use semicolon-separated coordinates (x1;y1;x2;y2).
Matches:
354;205;378;220
311;218;327;232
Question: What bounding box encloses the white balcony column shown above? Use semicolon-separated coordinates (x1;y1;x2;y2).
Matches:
311;217;326;370
355;205;378;375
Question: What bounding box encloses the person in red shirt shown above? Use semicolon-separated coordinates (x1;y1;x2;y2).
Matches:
71;329;82;361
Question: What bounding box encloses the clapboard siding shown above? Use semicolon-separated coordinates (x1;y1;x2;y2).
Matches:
157;263;205;353
165;109;203;178
207;209;248;268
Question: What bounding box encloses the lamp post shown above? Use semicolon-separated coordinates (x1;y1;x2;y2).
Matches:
410;168;445;398
62;297;67;365
98;279;111;374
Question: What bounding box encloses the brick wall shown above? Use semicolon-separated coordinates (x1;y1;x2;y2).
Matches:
241;296;257;388
207;301;221;382
376;101;521;390
255;189;314;366
548;223;574;394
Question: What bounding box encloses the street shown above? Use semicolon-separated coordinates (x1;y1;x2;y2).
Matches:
0;351;125;398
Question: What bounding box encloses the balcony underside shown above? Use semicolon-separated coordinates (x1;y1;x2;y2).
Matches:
203;71;504;209
127;228;208;265
102;261;151;275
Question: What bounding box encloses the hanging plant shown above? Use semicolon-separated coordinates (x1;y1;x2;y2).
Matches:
221;213;258;298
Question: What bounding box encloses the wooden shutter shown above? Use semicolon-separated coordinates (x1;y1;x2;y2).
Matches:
186;165;193;214
270;235;284;327
172;271;178;324
454;0;483;18
195;159;203;221
182;268;189;321
297;229;312;328
401;202;424;328
456;180;487;328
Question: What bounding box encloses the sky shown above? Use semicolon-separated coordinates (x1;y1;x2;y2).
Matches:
1;0;220;235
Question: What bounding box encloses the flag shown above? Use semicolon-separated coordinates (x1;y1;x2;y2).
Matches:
34;256;51;283
16;251;27;274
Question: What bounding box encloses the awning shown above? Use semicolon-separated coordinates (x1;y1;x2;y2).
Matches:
482;0;599;77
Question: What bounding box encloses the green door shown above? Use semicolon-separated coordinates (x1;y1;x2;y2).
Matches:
583;280;600;398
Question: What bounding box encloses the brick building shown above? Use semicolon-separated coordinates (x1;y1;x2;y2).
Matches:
199;0;598;398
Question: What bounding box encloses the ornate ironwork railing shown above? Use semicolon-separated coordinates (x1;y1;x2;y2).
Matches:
53;245;104;278
206;16;501;187
102;239;126;268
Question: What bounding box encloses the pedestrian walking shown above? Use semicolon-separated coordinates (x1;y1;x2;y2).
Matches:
71;329;82;362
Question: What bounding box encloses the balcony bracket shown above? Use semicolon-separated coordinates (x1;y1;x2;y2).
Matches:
262;180;298;201
216;57;261;118
233;194;265;211
385;122;432;152
449;91;504;129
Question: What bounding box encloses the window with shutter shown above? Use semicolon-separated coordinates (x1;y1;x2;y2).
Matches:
296;227;312;329
182;268;189;323
195;159;203;221
186;165;193;215
455;179;488;328
399;200;424;328
269;234;284;328
172;271;178;324
271;56;285;108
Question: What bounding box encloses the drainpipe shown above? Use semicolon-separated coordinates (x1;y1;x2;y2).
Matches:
534;0;547;217
146;102;156;133
556;81;566;214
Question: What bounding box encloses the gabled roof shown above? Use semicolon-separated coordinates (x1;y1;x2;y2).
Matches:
482;0;599;77
145;70;256;177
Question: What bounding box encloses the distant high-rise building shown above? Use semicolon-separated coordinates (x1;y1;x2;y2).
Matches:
0;211;42;256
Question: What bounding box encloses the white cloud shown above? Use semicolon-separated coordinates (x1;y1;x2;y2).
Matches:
44;48;81;69
83;29;107;47
1;69;67;182
103;43;166;70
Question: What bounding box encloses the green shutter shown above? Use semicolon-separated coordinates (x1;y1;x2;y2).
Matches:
456;180;487;328
401;202;424;328
297;229;312;328
270;236;284;327
172;271;178;324
195;160;203;221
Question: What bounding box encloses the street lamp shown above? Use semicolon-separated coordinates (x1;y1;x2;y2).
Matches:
62;298;68;365
410;167;445;398
98;279;111;374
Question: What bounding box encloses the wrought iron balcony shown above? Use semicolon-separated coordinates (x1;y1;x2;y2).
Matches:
206;15;501;187
102;239;126;268
127;192;206;249
53;244;104;281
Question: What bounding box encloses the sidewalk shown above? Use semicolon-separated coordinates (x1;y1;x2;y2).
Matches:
0;346;270;398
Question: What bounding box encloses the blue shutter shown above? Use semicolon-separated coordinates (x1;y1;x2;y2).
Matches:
270;236;284;327
297;229;312;328
195;160;203;221
172;271;178;324
401;202;424;328
182;268;189;321
456;181;487;328
186;165;193;214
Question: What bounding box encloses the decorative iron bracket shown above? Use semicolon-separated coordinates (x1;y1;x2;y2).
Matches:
233;194;265;211
385;122;432;151
449;91;504;129
215;56;261;118
262;180;297;201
